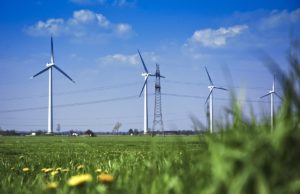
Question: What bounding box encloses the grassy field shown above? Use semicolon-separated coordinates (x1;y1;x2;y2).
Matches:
0;135;207;194
0;127;300;194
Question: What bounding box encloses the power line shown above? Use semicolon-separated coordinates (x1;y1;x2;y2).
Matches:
163;80;270;90
0;82;140;102
161;93;281;104
0;92;281;114
0;79;276;102
0;95;139;113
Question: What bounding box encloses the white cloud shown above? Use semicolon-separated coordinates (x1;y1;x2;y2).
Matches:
98;54;139;66
186;25;248;48
69;10;110;27
260;8;300;29
69;0;105;5
27;19;65;36
26;9;132;38
70;0;136;7
115;23;132;35
97;52;158;67
112;0;136;7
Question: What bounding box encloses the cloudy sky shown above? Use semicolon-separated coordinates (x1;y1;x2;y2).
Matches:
0;0;299;132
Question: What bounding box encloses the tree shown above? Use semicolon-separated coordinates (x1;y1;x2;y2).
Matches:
56;124;61;133
133;129;139;135
112;122;122;135
128;128;133;136
85;129;95;137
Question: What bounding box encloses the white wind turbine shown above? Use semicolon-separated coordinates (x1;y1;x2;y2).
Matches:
260;75;282;132
204;66;227;133
137;50;154;134
31;36;75;134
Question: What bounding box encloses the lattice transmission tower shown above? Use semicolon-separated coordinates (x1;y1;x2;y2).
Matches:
152;64;165;135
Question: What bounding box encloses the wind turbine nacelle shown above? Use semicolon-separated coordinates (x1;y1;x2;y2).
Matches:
208;86;214;89
141;72;149;77
46;63;54;67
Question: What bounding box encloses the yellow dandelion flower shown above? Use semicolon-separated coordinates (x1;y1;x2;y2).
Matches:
22;167;30;172
98;173;114;184
62;168;69;172
95;169;102;173
77;164;84;170
56;167;62;171
51;170;59;176
67;174;92;187
44;168;53;173
47;182;58;189
41;168;47;172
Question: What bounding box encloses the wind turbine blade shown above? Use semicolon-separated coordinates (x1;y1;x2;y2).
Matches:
272;74;275;91
139;77;148;97
260;93;271;98
205;90;213;104
137;49;148;73
31;66;50;78
205;66;214;85
53;65;75;83
51;36;54;63
215;87;227;91
160;75;166;78
274;92;283;100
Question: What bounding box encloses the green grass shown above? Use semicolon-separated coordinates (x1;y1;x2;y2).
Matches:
0;135;205;194
0;128;299;194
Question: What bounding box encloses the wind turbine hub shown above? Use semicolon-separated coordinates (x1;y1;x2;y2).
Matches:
141;72;150;77
46;63;54;67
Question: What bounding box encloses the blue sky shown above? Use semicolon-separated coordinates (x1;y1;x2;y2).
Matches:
0;0;300;132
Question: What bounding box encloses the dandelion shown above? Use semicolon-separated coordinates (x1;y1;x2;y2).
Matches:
41;168;47;172
51;170;59;176
67;174;92;187
77;164;84;170
98;173;114;184
46;182;58;189
62;168;69;172
44;168;53;173
56;167;62;171
22;167;30;172
95;169;102;174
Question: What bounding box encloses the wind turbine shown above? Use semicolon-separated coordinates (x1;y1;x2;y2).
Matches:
204;66;227;133
31;36;75;134
137;50;153;134
260;75;282;132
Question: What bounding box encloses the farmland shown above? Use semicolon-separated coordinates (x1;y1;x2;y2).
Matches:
1;126;300;194
0;135;205;194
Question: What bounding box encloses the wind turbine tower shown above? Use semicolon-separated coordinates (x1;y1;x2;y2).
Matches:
152;64;165;135
204;67;227;133
138;50;153;134
260;75;282;132
31;36;75;134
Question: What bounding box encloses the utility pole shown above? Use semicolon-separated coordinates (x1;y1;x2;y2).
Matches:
152;64;165;135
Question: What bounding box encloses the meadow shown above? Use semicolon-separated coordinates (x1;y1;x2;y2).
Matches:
0;124;300;194
0;135;205;194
